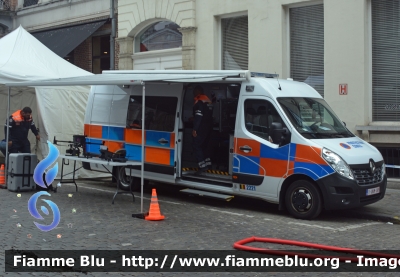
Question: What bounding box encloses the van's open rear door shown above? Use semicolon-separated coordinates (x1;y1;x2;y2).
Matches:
124;83;182;183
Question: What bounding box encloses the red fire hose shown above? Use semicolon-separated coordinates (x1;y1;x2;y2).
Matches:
234;237;400;262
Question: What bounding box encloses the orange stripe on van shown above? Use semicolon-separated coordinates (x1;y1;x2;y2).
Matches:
85;124;102;139
235;138;260;157
170;133;175;148
259;158;288;177
125;129;142;144
294;145;326;165
105;141;124;152
145;147;170;165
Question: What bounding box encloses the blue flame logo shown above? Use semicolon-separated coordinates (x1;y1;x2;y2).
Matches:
28;140;60;232
34;141;59;189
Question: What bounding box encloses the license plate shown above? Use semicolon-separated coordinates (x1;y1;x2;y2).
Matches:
366;187;380;196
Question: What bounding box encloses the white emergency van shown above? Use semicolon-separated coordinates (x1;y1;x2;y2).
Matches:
81;70;387;220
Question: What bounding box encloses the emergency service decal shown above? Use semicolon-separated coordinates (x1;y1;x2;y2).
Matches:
346;141;364;148
340;143;351;149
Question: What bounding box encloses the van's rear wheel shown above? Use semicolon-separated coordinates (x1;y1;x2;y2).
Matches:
117;166;141;191
285;180;322;220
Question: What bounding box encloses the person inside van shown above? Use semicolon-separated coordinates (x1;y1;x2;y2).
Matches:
130;120;141;129
192;85;214;175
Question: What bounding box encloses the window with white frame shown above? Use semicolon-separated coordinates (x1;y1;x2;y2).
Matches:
221;15;248;70
372;0;400;121
290;4;324;97
23;0;38;7
134;21;182;53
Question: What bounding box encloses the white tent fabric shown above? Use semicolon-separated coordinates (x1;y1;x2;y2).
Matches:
0;26;91;82
0;26;107;178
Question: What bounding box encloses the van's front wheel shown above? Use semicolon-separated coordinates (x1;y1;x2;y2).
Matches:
116;166;140;191
285;180;322;220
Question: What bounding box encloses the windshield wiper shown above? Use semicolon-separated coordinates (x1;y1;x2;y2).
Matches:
314;132;353;138
330;131;353;138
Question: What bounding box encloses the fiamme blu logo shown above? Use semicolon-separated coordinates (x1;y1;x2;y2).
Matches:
27;141;60;232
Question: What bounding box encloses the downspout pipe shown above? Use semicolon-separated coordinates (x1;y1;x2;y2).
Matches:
110;0;116;70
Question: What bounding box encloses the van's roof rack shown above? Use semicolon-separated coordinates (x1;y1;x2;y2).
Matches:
250;72;279;78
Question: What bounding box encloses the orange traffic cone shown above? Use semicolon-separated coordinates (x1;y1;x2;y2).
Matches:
0;164;6;189
145;188;165;221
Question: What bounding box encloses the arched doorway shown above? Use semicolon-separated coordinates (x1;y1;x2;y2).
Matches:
133;21;182;70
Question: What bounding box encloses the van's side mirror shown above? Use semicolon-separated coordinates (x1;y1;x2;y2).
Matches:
270;122;283;144
343;121;346;126
271;123;291;147
281;127;291;146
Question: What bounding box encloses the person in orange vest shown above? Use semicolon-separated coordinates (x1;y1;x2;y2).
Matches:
4;107;40;154
192;85;213;175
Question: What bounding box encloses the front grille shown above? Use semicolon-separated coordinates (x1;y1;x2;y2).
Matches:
352;166;382;186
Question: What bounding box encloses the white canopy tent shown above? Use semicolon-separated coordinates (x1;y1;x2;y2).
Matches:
0;26;106;179
5;69;249;214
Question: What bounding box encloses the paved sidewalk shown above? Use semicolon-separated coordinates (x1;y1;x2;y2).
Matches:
387;178;400;189
334;187;400;224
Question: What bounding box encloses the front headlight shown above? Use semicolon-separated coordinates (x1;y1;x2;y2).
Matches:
381;163;386;178
322;148;354;180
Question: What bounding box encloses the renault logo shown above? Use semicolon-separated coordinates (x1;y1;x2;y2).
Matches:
369;159;376;174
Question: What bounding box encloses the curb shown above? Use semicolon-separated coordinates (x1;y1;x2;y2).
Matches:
341;210;400;225
387;179;400;190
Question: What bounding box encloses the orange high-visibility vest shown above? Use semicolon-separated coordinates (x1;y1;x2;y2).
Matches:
11;110;32;122
194;94;211;105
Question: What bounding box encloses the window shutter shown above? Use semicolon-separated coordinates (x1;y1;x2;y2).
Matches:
222;16;248;70
290;5;324;97
372;0;400;121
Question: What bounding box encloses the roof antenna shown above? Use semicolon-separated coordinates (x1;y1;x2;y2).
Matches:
275;72;281;90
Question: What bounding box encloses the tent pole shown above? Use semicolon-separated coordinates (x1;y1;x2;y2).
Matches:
5;87;10;186
110;0;116;70
141;81;145;213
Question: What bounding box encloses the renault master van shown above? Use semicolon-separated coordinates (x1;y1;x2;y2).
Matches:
82;70;387;220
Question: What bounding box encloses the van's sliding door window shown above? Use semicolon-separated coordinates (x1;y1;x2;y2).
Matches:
126;96;177;132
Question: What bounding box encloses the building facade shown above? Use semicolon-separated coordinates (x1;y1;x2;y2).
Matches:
2;0;400;175
0;0;17;37
10;0;118;72
117;0;400;176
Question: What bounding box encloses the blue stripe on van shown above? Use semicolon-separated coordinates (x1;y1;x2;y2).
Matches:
233;155;260;175
102;126;124;140
86;138;103;155
260;143;290;160
293;162;334;180
145;131;171;148
289;143;297;161
125;144;142;161
170;149;175;166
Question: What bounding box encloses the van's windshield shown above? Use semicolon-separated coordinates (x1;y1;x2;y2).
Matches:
278;97;355;139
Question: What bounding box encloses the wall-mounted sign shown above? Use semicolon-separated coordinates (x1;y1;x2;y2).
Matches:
339;84;348;95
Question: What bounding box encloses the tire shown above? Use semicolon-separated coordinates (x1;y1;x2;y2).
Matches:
116;166;148;191
285;180;322;220
117;166;138;191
